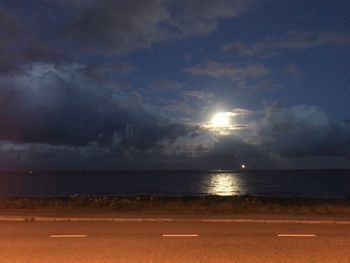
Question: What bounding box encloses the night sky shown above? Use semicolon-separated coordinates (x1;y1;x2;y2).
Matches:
0;0;350;170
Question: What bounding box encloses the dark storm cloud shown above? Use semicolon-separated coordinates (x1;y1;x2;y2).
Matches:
0;6;65;74
0;63;193;149
257;105;350;158
221;31;350;57
20;43;65;63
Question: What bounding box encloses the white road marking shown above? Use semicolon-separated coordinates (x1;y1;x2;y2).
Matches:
277;234;316;237
50;234;87;238
162;234;199;237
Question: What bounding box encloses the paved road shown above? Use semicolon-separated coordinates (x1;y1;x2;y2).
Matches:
0;220;349;263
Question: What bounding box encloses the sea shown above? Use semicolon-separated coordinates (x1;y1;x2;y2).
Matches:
0;170;349;198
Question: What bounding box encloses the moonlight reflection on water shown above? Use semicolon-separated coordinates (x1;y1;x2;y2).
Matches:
207;173;245;196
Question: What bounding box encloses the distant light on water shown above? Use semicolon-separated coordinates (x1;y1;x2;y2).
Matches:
207;173;245;196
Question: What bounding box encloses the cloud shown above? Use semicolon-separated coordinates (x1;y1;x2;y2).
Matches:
0;8;21;49
0;139;139;170
221;31;350;56
150;80;185;91
256;104;350;158
0;63;192;149
145;80;218;120
0;0;257;80
184;90;214;101
201;135;267;162
193;104;350;164
184;61;269;80
0;8;23;73
78;63;135;81
1;98;349;169
221;42;252;55
64;0;169;54
164;0;253;37
0;0;255;74
284;64;303;79
63;0;254;54
0;7;66;74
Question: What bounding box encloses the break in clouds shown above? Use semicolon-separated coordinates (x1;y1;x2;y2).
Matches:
0;0;349;169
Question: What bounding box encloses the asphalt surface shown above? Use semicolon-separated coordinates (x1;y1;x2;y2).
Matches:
0;220;349;263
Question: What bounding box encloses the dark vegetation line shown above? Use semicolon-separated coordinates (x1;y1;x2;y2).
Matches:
1;195;349;215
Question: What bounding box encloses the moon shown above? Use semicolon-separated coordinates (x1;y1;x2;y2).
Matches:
211;112;233;128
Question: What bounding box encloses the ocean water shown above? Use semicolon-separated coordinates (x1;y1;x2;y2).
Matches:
0;170;349;198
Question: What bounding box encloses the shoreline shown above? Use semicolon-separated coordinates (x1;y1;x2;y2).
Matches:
0;195;349;215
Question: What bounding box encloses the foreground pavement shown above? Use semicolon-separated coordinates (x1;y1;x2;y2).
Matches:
0;211;349;262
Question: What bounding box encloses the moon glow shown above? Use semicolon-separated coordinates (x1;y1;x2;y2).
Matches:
211;112;233;128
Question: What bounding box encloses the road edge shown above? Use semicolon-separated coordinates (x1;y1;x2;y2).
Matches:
0;216;349;224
